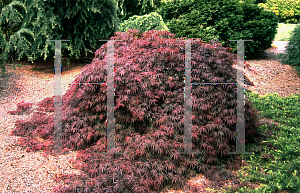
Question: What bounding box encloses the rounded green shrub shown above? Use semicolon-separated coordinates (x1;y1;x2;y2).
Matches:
117;11;169;34
279;24;300;76
157;0;279;58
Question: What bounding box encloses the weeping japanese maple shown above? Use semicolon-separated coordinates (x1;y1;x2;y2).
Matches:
9;29;261;192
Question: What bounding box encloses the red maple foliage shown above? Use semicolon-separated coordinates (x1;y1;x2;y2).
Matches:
9;29;261;192
7;100;34;115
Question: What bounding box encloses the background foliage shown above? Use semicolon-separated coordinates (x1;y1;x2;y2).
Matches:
279;24;300;76
0;0;119;74
156;0;279;59
0;29;7;74
0;0;23;73
0;0;21;41
1;0;299;74
258;0;300;24
115;0;163;23
117;11;169;34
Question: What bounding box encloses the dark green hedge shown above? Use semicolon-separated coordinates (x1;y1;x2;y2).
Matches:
157;0;279;58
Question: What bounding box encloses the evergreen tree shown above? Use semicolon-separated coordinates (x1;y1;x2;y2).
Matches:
0;0;20;39
0;0;119;74
0;0;23;73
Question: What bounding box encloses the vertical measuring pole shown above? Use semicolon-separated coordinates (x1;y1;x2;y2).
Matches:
229;39;253;155
98;40;123;155
176;39;254;155
106;40;116;154
184;40;193;154
47;39;70;155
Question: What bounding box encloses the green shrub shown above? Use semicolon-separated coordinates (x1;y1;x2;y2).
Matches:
279;24;300;76
157;0;279;58
258;0;300;24
117;12;169;34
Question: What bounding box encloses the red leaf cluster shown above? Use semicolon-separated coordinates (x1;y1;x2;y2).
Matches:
7;100;34;115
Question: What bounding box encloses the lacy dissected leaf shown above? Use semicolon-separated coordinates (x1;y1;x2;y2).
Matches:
10;29;261;193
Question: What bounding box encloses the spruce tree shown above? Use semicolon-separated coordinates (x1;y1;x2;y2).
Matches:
0;0;23;73
0;0;20;39
0;0;119;74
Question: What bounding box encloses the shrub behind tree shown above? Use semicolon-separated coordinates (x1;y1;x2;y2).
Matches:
157;0;279;59
117;12;169;34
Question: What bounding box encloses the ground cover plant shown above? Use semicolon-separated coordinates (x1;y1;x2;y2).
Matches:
217;22;300;192
216;90;300;193
8;29;262;192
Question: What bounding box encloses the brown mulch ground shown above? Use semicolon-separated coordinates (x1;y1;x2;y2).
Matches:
0;60;88;192
242;47;300;99
0;45;299;192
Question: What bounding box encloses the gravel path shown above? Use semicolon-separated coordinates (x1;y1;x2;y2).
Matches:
271;41;289;53
0;62;86;192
